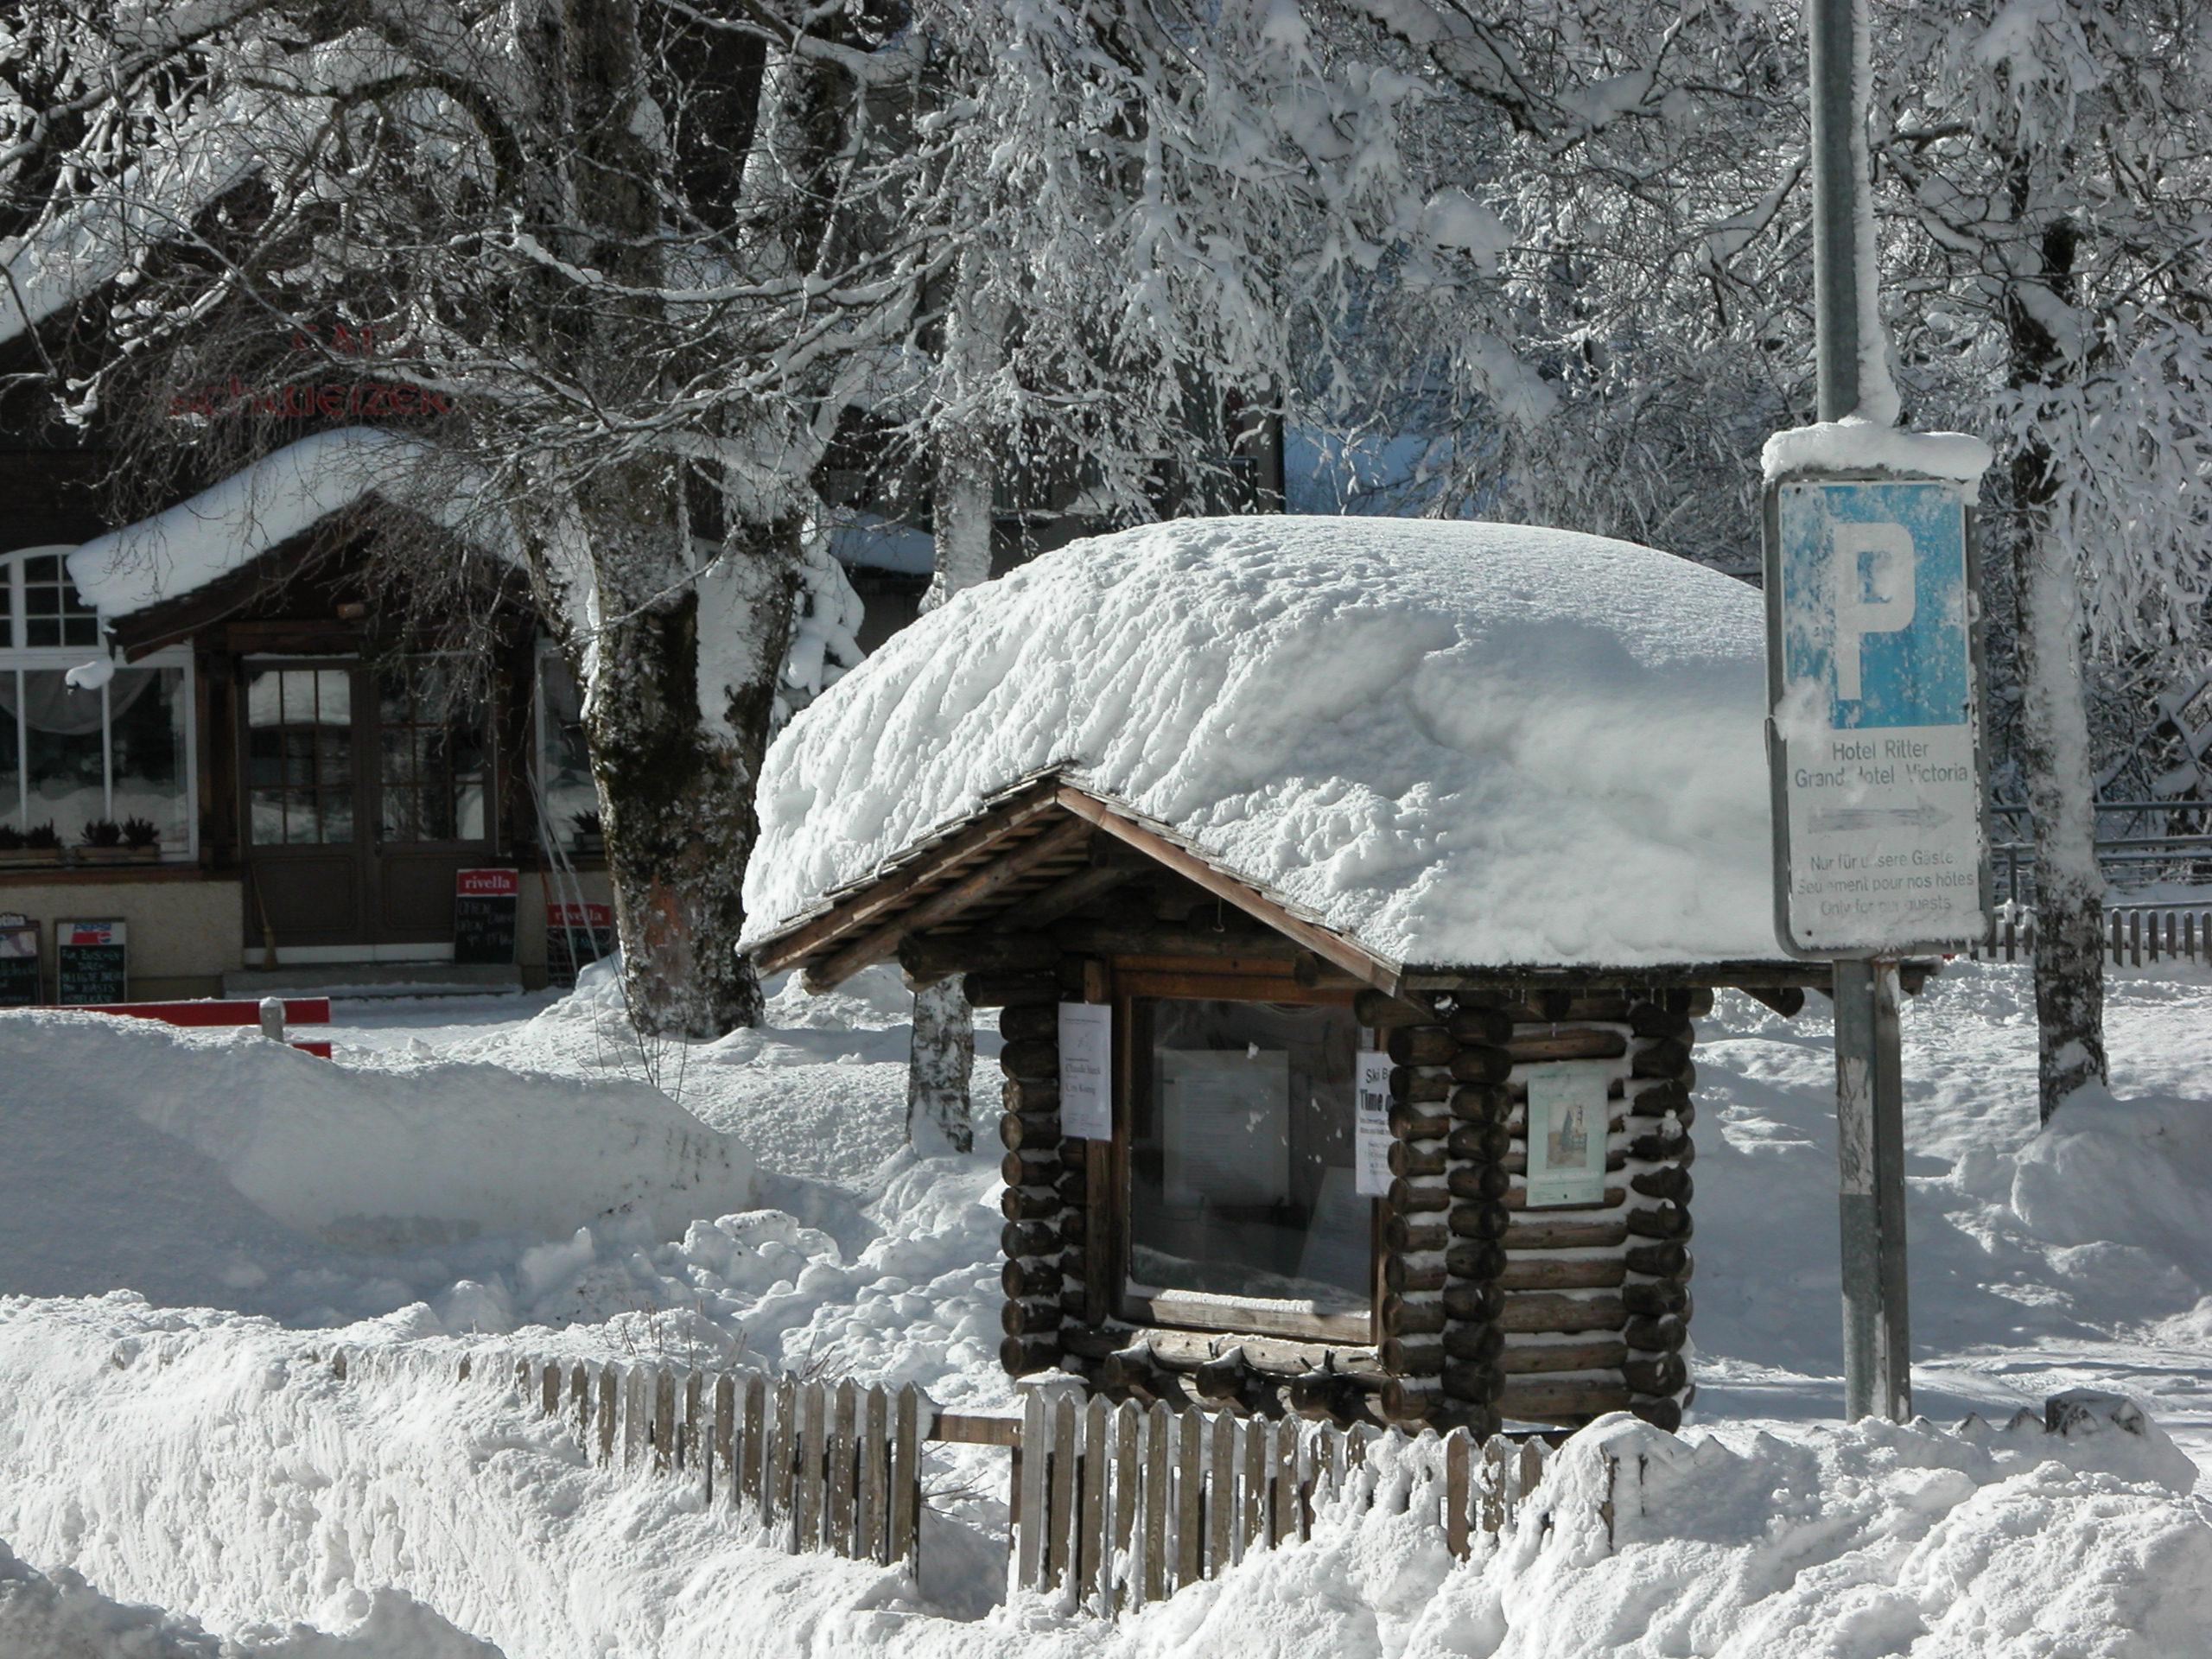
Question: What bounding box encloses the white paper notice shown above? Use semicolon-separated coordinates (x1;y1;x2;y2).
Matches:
1058;1002;1113;1139
1355;1049;1392;1197
1524;1062;1610;1209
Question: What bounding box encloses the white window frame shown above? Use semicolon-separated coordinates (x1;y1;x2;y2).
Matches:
1;547;200;861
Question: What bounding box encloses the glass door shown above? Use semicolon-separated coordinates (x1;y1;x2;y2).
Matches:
242;662;366;949
367;658;497;942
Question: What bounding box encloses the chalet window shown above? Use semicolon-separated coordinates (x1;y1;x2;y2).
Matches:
0;548;194;853
533;647;597;854
1122;987;1373;1342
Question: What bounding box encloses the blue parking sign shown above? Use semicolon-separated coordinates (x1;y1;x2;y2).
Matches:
1766;477;1989;955
1778;482;1971;729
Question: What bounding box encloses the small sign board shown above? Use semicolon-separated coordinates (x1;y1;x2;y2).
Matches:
545;899;615;984
1765;477;1991;955
453;868;519;965
54;918;126;1006
1058;1001;1113;1140
0;914;39;1007
1354;1049;1393;1197
1524;1063;1611;1209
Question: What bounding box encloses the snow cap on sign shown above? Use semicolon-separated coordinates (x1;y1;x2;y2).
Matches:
744;515;1783;971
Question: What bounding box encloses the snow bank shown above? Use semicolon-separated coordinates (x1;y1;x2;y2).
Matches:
0;1011;753;1313
2009;1084;2212;1265
0;1537;500;1657
1104;1410;2210;1658
747;516;1783;969
3;1299;2206;1659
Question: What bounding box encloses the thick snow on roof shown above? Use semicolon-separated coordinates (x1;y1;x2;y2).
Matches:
67;427;506;623
745;515;1786;969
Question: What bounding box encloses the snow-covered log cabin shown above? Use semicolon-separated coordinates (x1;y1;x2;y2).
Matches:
744;516;1903;1436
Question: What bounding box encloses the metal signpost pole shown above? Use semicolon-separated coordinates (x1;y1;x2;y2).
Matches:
1808;0;1910;1425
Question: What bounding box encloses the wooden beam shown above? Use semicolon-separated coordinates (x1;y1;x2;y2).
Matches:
804;817;1092;988
994;864;1136;931
753;789;1065;975
1052;787;1401;995
1051;921;1306;961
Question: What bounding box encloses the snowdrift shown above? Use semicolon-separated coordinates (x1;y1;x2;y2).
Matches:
1;1300;2208;1659
0;1011;753;1313
1135;1411;2212;1659
745;515;1778;970
0;1537;500;1658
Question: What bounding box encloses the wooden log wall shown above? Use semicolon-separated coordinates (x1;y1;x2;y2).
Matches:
981;938;1075;1379
1618;992;1699;1431
1357;988;1464;1430
1442;986;1705;1431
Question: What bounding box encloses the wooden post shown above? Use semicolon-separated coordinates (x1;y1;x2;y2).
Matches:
1834;958;1911;1422
892;1385;922;1576
859;1385;888;1566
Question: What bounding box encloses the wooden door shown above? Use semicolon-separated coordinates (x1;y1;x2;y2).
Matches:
240;658;497;952
240;660;367;950
366;658;497;942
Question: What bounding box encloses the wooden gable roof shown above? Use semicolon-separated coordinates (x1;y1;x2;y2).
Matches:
747;771;1862;1005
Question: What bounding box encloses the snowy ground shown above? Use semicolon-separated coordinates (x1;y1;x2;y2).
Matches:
1;957;2209;1656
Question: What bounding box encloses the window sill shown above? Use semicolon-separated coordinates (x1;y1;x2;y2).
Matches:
1121;1287;1375;1346
0;860;212;885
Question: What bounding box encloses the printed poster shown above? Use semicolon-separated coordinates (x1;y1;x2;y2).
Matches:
1355;1048;1393;1197
1524;1062;1611;1209
1058;1001;1113;1139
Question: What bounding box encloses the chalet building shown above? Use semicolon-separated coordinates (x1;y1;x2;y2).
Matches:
0;399;1284;1000
0;465;607;995
742;515;1886;1435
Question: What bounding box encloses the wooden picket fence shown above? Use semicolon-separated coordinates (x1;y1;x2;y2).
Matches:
329;1347;1586;1620
373;1348;930;1574
1008;1389;1572;1616
1973;904;2212;968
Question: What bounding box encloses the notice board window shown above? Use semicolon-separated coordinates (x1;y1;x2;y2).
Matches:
1119;979;1372;1343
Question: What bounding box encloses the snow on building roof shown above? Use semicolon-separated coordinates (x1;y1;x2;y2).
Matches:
67;427;508;625
743;514;1788;972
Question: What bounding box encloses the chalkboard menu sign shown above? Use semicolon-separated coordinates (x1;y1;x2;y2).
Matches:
454;868;519;965
546;900;615;984
55;918;126;1006
0;914;39;1007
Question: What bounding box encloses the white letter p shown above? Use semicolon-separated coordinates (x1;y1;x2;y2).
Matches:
1831;523;1916;702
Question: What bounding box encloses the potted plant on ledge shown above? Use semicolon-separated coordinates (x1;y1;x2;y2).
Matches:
4;823;66;868
570;809;605;857
79;819;130;865
121;817;162;862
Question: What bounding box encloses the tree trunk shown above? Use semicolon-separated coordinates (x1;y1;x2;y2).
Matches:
583;503;804;1039
906;257;1005;1147
2005;209;2107;1122
2012;512;2107;1121
555;0;810;1040
907;976;976;1154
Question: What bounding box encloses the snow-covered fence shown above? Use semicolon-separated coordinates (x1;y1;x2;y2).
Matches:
1007;1389;1568;1616
426;1350;928;1575
342;1348;1583;1621
1972;905;2212;969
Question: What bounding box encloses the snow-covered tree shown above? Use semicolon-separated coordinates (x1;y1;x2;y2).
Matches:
1878;0;2212;1120
0;0;938;1036
1351;0;2212;1122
